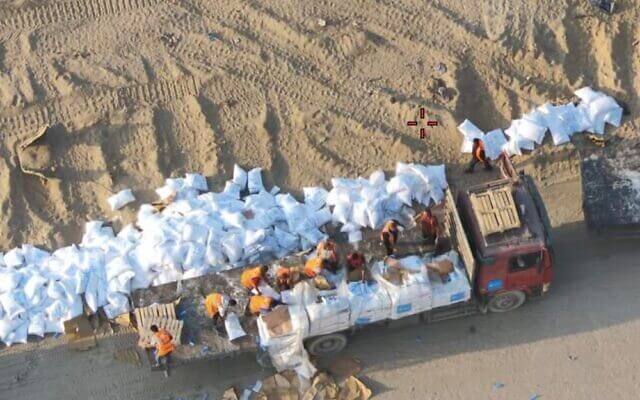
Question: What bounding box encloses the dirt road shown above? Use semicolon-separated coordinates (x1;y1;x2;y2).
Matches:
2;179;640;400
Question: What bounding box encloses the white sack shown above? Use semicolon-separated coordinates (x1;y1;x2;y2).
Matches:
1;270;24;294
185;173;208;191
247;168;264;194
232;164;248;189
107;189;135;210
28;313;46;337
483;129;508;160
4;248;24;268
457;119;484;140
303;187;329;210
224;312;246;340
0;292;25;320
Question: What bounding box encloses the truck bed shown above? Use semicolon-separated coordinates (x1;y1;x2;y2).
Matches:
129;188;477;365
581;145;640;235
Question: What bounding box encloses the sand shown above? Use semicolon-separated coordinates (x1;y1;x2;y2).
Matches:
0;0;639;398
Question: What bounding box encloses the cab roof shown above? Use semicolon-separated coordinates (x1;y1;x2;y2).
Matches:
459;179;545;258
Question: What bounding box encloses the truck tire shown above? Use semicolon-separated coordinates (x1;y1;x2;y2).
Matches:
306;333;348;357
488;290;526;313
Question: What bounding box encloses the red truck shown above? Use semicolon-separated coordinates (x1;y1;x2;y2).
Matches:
131;154;555;363
305;154;555;355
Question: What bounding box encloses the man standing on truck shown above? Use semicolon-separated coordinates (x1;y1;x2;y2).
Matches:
466;138;493;173
316;239;339;271
381;220;400;256
347;252;370;282
275;265;301;291
414;208;439;245
304;257;330;278
150;325;175;377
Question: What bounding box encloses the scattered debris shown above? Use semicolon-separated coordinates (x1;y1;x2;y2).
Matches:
529;394;542;400
325;356;363;382
160;33;180;48
492;382;505;390
317;18;327;27
434;62;447;74
589;0;615;13
17;125;51;180
255;370;371;400
568;354;578;361
587;134;608;147
208;32;217;41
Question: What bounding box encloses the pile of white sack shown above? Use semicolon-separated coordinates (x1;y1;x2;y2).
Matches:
458;87;624;158
327;162;447;243
0;162;447;346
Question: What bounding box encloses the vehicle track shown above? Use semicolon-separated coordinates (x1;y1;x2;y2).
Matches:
0;75;200;138
0;0;167;32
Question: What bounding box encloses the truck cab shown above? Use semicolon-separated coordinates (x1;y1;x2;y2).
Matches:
457;157;554;312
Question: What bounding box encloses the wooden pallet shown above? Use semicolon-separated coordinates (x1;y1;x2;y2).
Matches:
134;303;182;346
470;186;521;237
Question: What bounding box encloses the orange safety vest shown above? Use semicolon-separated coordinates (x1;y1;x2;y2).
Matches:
204;293;224;318
420;212;438;235
473;140;486;161
241;266;263;290
155;329;175;357
304;257;323;278
276;266;290;280
248;295;274;315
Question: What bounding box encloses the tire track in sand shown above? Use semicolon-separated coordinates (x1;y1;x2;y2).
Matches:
0;0;167;32
0;75;200;139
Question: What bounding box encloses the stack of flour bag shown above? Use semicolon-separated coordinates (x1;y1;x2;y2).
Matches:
458;86;625;158
0;163;447;347
257;250;472;372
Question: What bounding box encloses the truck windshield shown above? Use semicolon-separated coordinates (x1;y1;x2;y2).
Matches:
509;252;541;272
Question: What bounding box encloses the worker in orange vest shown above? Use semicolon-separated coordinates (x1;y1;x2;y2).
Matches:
150;325;175;375
248;294;276;315
304;257;328;278
241;265;269;292
381;220;400;256
316;240;339;272
466;138;493;173
414;208;439;245
204;292;237;324
275;266;300;291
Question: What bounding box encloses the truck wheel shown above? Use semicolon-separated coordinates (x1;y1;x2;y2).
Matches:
306;333;348;357
488;290;526;313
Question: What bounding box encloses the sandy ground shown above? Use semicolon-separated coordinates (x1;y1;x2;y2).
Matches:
0;0;639;399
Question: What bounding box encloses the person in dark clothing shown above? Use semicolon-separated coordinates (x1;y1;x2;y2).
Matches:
414;208;439;245
346;252;370;282
381;220;400;256
466;138;492;173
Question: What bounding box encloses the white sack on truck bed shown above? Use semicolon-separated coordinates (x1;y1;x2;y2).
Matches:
347;281;392;326
257;305;315;377
305;295;350;337
427;251;472;308
371;258;432;320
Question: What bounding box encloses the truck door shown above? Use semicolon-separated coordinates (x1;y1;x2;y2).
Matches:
505;251;544;294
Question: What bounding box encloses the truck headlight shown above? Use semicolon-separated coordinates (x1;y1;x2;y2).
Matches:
542;282;551;293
